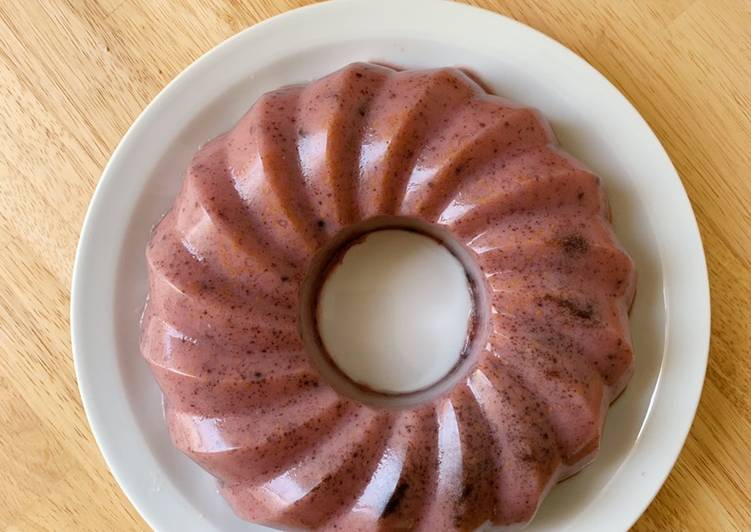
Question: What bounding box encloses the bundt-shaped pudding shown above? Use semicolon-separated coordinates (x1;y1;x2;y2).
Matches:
141;63;636;530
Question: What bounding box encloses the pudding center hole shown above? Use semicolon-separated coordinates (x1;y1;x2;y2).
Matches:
316;229;473;395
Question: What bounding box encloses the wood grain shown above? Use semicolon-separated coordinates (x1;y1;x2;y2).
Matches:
1;0;749;530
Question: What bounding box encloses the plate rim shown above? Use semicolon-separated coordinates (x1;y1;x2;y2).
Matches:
71;0;711;530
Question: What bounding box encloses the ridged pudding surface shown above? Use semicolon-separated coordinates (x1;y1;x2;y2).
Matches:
141;62;637;531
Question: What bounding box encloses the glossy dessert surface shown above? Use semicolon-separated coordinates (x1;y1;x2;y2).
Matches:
141;62;636;530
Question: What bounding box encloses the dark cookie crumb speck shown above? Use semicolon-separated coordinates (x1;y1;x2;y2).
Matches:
543;294;594;320
560;234;590;255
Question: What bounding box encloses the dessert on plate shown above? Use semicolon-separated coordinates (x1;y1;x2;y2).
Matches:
140;62;636;530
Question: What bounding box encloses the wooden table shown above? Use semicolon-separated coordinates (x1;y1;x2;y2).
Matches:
1;0;749;530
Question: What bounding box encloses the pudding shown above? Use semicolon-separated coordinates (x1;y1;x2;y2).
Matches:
140;62;637;530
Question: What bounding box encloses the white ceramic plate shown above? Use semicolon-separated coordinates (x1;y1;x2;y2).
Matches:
71;0;710;530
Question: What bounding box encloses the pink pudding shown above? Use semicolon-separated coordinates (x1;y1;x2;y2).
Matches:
140;63;636;530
